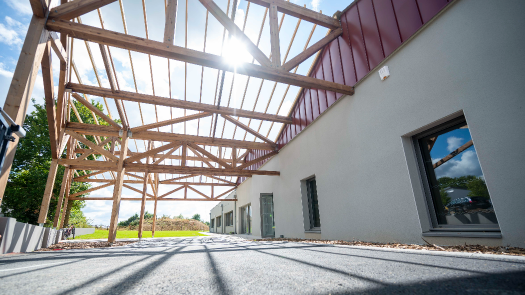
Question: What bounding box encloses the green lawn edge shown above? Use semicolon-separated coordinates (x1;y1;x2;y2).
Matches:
73;229;207;240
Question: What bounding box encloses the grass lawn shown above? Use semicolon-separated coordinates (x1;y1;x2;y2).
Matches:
73;229;207;240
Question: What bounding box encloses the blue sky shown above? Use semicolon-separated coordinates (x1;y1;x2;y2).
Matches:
429;127;484;179
0;0;353;225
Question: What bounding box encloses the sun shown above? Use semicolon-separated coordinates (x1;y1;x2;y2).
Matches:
223;37;252;67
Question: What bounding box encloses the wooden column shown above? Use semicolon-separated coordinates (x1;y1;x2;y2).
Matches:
59;172;73;230
108;131;129;243
269;0;281;68
0;16;49;203
151;173;159;238
38;159;59;225
137;172;148;239
53;168;70;227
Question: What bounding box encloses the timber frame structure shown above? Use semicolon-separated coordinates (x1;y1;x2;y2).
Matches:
1;0;353;242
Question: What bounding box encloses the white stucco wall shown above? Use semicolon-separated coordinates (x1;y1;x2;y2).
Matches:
232;0;525;247
210;192;237;234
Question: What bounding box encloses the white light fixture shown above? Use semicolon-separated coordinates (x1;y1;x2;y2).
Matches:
379;66;390;81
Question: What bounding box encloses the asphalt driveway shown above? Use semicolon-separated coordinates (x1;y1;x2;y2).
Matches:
0;236;524;294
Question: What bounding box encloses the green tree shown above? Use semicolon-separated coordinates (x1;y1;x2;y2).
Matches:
466;177;490;199
437;175;490;205
175;214;185;219
118;211;154;227
1;99;113;226
191;213;201;221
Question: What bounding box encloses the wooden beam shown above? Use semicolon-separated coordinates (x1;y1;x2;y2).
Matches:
207;175;236;185
198;0;272;68
187;185;210;199
30;0;47;18
158;185;185;198
69;197;238;201
76;148;238;163
75;179;235;186
181;142;187;167
73;170;106;180
69;182;114;198
59;158;118;170
98;43;117;92
47;20;354;95
131;112;212;133
68;83;292;123
161;174;197;183
187;145;214;168
214;187;236;199
38;159;59;224
65;129;119;162
433;140;473;169
123;184;155;198
53;168;70;227
152;145;180;165
187;143;231;169
246;0;340;29
125;163;279;176
269;1;281;68
49;0;117;20
125;172;144;180
48;32;68;63
282;28;343;72
0;16;49;202
237;150;278;169
42;42;59;159
108;131;128;243
125;141;180;164
163;0;178;44
238;149;251;161
71;93;121;129
67;122;275;150
221;115;276;146
138;172;148;239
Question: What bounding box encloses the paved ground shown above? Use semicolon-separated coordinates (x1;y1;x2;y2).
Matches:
1;236;524;295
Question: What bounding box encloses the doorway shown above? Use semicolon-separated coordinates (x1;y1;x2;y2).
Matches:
260;194;275;238
240;204;252;234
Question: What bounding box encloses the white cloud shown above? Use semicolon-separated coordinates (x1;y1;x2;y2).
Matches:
0;62;13;78
0;23;22;47
4;0;33;15
434;150;483;179
446;136;463;152
311;0;321;12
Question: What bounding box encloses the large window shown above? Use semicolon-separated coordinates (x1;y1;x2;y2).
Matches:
306;177;321;229
225;211;233;226
414;116;498;230
240;205;252;234
211;219;215;228
216;216;222;227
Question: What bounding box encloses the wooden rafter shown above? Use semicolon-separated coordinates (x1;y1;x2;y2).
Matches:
69;84;291;123
125;141;180;163
433;140;473;169
71;93;121;129
187;142;232;169
69;197;238;201
131;112;211;133
163;0;178;44
47;20;354;95
69;182;113;198
238;150;278;169
49;0;117;20
221;115;276;147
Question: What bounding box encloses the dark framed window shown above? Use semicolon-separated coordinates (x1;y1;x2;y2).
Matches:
216;216;221;227
211;219;215;228
414;116;499;231
306;177;321;229
225;211;233;226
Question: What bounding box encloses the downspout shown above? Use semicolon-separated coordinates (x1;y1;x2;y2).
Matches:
221;204;224;234
234;198;237;234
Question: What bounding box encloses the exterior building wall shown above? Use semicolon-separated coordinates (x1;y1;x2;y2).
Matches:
227;0;525;247
210;192;237;234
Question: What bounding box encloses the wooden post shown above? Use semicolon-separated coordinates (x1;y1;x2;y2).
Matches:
53;168;70;227
38;159;59;225
138;172;148;239
59;171;73;229
108;131;129;243
0;16;49;203
152;173;159;237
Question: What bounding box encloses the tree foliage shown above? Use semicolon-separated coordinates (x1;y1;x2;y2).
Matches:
438;175;490;205
118;211;154;227
191;213;201;221
1;98;112;226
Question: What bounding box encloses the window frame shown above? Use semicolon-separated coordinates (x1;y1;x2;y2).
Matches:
216;216;221;227
413;116;500;232
306;177;321;230
225;211;233;226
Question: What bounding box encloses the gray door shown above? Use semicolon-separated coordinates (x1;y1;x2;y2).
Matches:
260;194;275;238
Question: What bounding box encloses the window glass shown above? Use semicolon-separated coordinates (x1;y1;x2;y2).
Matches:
418;118;498;227
306;178;321;228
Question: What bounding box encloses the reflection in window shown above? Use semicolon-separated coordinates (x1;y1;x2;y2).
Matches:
417;117;498;228
241;205;251;234
306;178;321;229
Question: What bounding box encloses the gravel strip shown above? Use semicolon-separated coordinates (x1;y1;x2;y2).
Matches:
254;238;525;256
37;241;136;251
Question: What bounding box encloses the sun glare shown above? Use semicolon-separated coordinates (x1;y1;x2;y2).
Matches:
223;37;252;67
